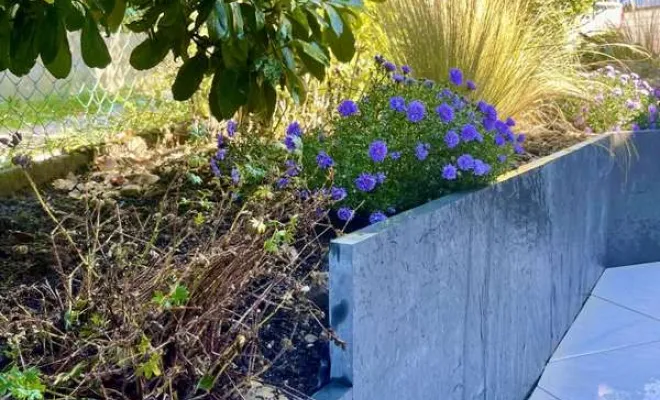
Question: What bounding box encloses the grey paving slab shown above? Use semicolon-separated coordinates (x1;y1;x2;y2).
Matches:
550;295;660;362
593;262;660;320
539;341;660;400
528;387;561;400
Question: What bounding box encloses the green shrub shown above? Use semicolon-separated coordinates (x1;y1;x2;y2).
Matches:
0;367;45;400
284;59;524;221
563;65;658;132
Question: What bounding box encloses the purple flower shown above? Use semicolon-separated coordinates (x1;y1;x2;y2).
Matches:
444;130;460;149
654;88;660;98
337;100;359;117
389;96;406;112
482;117;496;131
231;167;240;185
457;154;475;171
216;148;227;160
452;97;466;110
484;104;498;120
227;120;238;137
337;207;354;221
286;121;303;137
632;123;641;132
435;104;455;123
316;151;334;169
393;74;404;83
442;164;458;180
449;68;463;86
283;135;297;151
406;100;426;123
495;120;509;134
439;88;453;99
494;134;506;147
369;211;388;224
355;173;377;192
649;104;658;115
625;99;639;110
376;172;387;183
217;134;224;147
513;143;524;154
210;158;221;177
517;134;526;143
276;177;289;189
466;80;477;91
383;61;396;72
473;160;491;177
331;187;347;201
497;154;507;163
390;151;401;160
415;142;430;161
506;117;516;127
368;140;388;163
401;65;411;74
285;160;299;176
460;124;479;142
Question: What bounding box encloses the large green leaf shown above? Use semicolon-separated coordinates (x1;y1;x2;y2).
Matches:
171;53;208;101
230;2;244;40
9;7;39;76
284;68;306;104
280;46;296;71
39;6;61;65
0;9;10;70
327;14;355;62
81;13;111;68
208;67;249;120
59;0;85;31
207;1;230;41
195;0;216;29
129;34;170;70
323;4;343;36
125;5;163;32
298;49;326;81
45;22;72;78
106;0;126;32
294;40;329;66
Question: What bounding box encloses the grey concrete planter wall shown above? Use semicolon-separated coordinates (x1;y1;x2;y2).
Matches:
315;131;660;400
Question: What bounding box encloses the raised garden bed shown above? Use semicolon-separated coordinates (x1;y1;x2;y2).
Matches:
315;130;660;400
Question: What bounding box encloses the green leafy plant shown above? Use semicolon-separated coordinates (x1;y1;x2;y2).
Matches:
296;59;524;219
152;283;190;309
0;367;46;400
0;0;371;122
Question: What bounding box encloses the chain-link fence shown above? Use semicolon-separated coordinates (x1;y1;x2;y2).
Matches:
0;31;195;165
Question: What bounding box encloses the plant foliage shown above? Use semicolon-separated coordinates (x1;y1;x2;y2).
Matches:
0;0;370;122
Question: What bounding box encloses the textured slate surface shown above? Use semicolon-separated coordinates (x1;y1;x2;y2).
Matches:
327;135;618;400
593;262;660;320
606;132;660;267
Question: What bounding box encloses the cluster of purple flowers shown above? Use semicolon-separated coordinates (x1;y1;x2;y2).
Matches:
209;120;241;186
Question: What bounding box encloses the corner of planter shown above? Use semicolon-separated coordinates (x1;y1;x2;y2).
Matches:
313;380;353;400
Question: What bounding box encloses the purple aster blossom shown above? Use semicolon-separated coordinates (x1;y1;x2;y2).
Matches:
316;151;334;169
393;73;404;83
435;103;455;123
513;143;524;154
331;187;348;201
483;117;496;131
217;133;224;147
355;173;377;192
654;88;660;98
495;120;509;134
227;120;238;137
286;121;303;137
632;123;641;132
337;100;359;117
368;140;388;163
497;154;507;163
442;164;458;180
505;130;516;142
506;117;516;127
276;177;289;189
457;154;475;171
231;167;240;185
517;133;526;143
401;65;412;74
444;130;460;149
389;96;406;112
210;158;221;177
283;135;297;151
449;68;463;86
452;97;466;110
439;88;454;99
369;211;388;224
415;142;430;161
406;100;426;123
216;148;227;160
460;124;479;142
390;151;402;160
649;104;658;115
494;134;506;147
383;61;396;72
625;99;638;110
473;160;491;177
477;100;488;113
337;207;354;222
466;80;477;91
376;172;387;183
484;104;498;120
285;160;299;176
